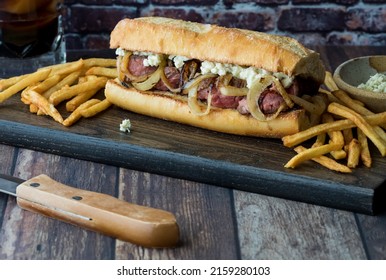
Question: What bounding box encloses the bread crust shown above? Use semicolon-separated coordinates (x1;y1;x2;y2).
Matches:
110;17;325;84
105;79;310;138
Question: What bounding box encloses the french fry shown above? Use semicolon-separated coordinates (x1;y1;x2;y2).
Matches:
78;76;88;84
49;76;107;106
0;68;51;103
357;128;372;168
294;146;352;173
0;73;30;91
51;59;84;76
83;58;116;69
282;112;386;147
32;74;61;94
312;133;326;148
20;96;30;105
81;75;99;82
21;86;40;114
324;71;339;91
333;90;368;115
66;88;100;112
312;94;328;113
289;94;323;115
347;139;361;168
62;99;100;127
342;128;354;146
39;60;80;72
38;59;83;77
23;89;63;123
35;105;45;115
36;71;81;116
284;143;341;169
85;66;117;78
327;102;386;156
80;99;112;118
309;95;327;126
321;113;346;160
330;149;347;160
20;85;34;104
322;114;344;146
319;88;341;104
42;71;81;99
309;113;322;127
333;89;386;133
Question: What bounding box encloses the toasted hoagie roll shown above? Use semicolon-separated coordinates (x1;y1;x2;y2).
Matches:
105;17;326;138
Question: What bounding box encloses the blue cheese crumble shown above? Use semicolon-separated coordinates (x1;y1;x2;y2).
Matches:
119;119;132;133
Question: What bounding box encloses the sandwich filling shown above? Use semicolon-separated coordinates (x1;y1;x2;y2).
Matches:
116;49;320;120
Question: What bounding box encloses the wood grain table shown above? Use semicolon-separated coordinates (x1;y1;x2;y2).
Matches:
0;46;385;260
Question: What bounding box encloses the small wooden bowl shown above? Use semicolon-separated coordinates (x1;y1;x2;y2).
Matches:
333;55;386;113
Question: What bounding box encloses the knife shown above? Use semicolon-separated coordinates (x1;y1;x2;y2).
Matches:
0;173;179;248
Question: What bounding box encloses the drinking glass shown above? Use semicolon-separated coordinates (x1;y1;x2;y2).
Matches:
0;0;66;77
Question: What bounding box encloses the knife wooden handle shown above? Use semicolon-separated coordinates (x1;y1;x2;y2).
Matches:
15;174;179;248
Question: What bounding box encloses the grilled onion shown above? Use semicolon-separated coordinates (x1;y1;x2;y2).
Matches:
247;75;295;121
219;86;248;96
131;56;168;91
117;56;126;82
160;69;181;93
247;77;273;121
271;76;294;109
120;52;158;83
187;84;212;116
183;73;217;94
132;67;162;91
180;60;200;89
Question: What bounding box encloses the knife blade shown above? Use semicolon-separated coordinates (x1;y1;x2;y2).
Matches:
0;173;179;248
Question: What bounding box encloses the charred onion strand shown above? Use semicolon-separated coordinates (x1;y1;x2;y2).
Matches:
180;60;200;87
117;56;126;82
187;85;212;116
183;73;217;94
265;103;287;121
219;86;248;96
271;76;294;109
132;56;168;91
120;52;154;83
132;67;162;91
160;69;182;93
247;77;273;121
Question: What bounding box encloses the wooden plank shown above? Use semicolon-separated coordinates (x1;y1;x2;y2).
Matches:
234;190;367;259
356;183;386;260
115;169;239;259
0;144;15;175
0;144;16;228
0;148;118;259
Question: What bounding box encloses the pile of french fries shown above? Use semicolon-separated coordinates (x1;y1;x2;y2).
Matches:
283;72;386;173
0;58;117;126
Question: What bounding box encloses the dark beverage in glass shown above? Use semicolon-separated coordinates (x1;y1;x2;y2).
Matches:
0;0;63;58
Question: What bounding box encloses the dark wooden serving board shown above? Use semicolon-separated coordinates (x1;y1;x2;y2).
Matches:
0;47;385;215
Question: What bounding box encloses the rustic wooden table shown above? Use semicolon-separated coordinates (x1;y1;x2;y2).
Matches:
0;46;385;260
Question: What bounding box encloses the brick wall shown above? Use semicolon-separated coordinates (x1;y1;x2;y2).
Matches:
62;0;386;49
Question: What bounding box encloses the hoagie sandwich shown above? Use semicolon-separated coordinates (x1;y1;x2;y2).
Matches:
105;17;326;138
